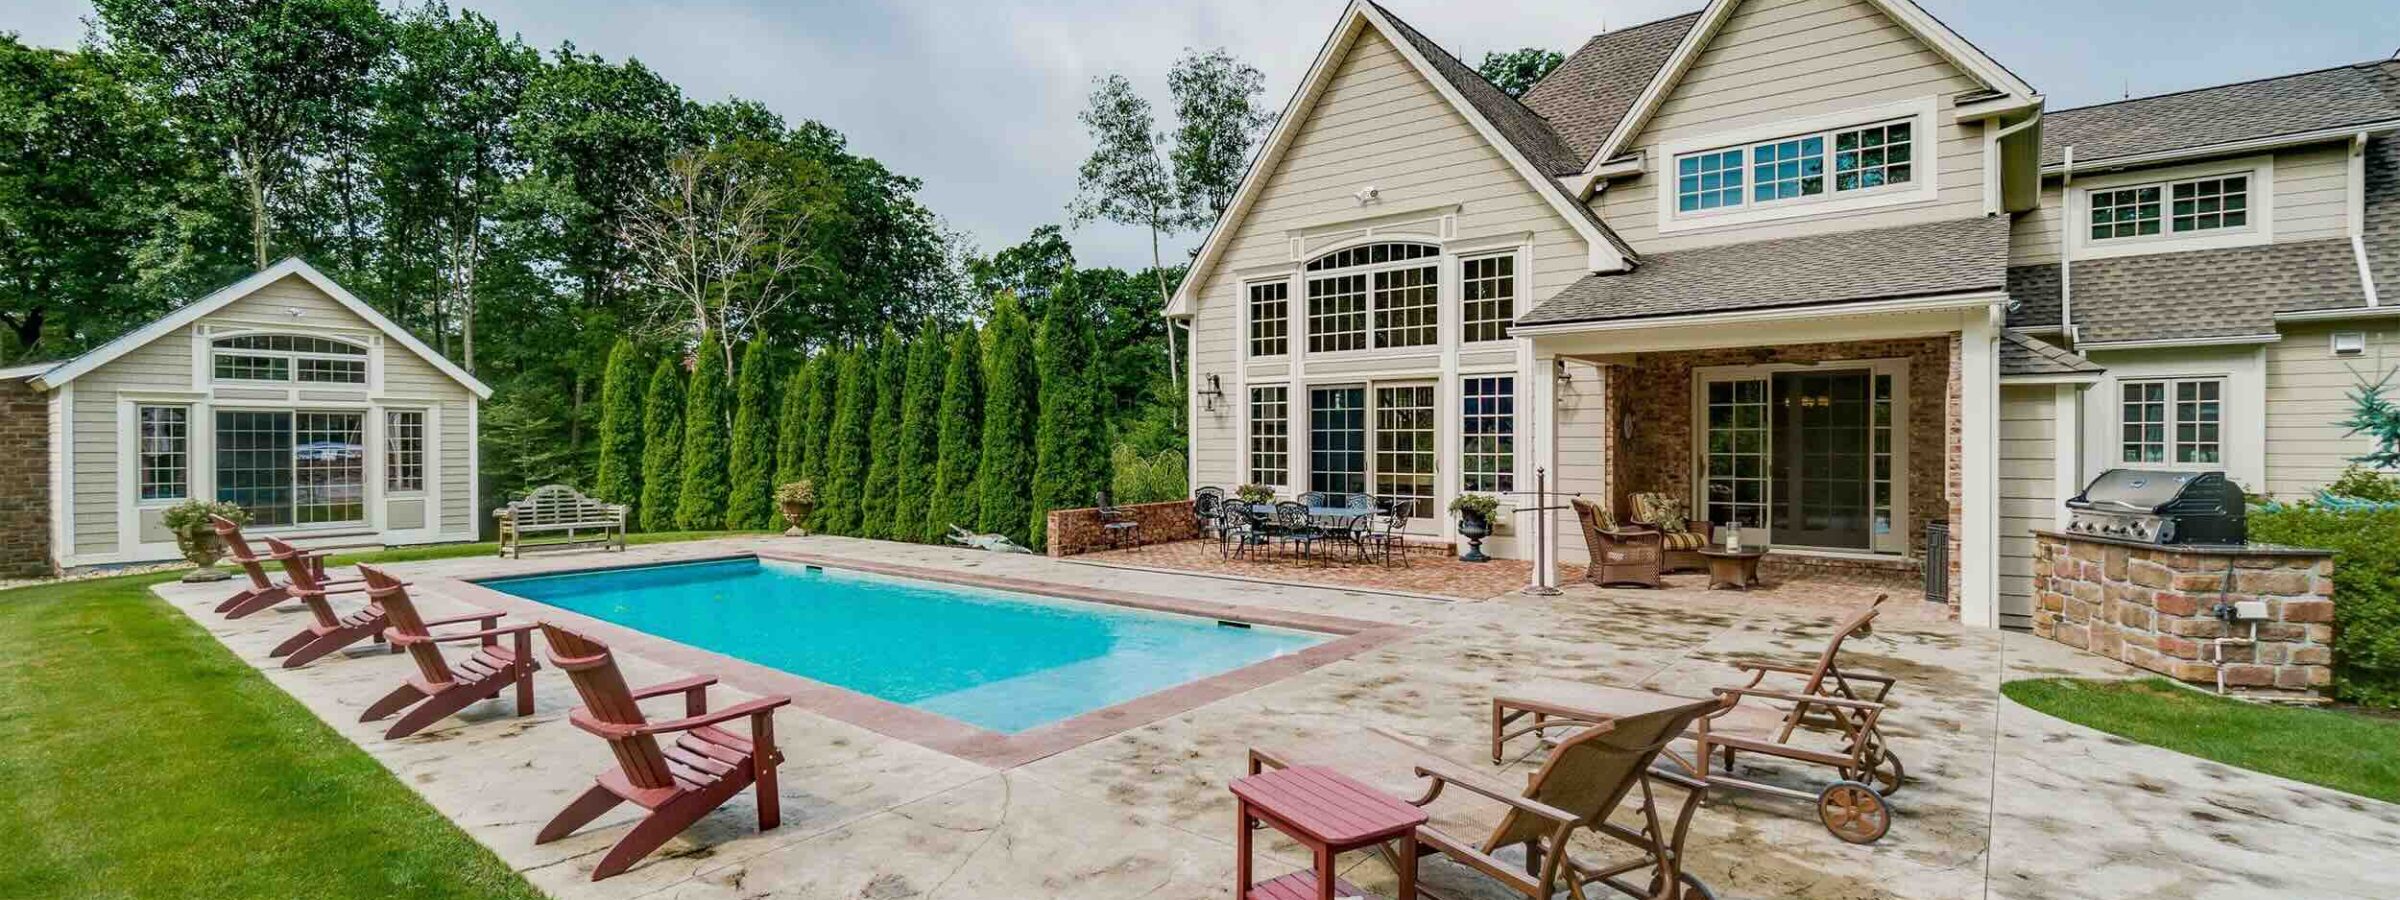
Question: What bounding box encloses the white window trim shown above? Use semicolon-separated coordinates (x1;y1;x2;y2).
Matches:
210;405;375;532
1655;96;1942;235
383;407;430;497
1241;276;1293;361
1685;358;1913;555
1457;249;1525;347
2067;155;2275;260
1243;384;1292;489
206;329;376;388
2115;376;2227;469
1299;241;1444;357
132;403;192;506
1458;373;1518;494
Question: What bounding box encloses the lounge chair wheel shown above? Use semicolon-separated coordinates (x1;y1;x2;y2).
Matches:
1817;780;1889;844
1674;872;1719;900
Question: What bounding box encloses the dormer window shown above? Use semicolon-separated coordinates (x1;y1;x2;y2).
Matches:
1673;118;1914;214
211;334;368;384
2088;174;2248;242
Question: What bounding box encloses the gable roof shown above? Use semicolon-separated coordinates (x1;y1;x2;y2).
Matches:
1166;1;1630;317
1580;0;2038;174
28;257;492;398
2041;59;2400;169
1519;12;1701;167
1999;330;2102;379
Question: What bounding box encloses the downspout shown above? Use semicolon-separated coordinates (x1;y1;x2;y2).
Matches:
2059;145;2077;344
2352;131;2381;308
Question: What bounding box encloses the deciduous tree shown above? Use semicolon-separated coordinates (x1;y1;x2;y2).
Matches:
1477;48;1563;98
1166;48;1273;227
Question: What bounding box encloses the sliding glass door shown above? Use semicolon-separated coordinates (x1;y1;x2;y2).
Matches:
1308;387;1366;493
216;410;367;527
1700;367;1897;551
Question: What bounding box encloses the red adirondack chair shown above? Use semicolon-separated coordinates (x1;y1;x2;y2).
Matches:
264;537;497;669
356;564;540;739
210;515;360;619
536;623;791;881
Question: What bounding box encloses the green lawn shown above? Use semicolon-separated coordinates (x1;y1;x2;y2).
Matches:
0;532;760;899
2003;677;2400;804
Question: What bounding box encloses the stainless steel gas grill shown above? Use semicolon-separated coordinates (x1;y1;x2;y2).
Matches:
2063;469;2248;545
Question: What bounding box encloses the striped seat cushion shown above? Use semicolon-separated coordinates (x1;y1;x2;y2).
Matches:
1659;531;1710;551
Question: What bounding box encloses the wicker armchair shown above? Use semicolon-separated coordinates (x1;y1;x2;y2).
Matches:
1572;497;1661;588
1628;492;1715;573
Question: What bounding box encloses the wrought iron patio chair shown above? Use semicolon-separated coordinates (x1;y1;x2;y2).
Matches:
1273;501;1323;560
1358;500;1412;567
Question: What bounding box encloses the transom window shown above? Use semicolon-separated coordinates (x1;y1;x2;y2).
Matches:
211;333;368;384
386;410;425;493
1248;386;1289;487
1304;243;1439;354
1461;255;1515;343
1248;281;1289;357
2089;174;2248;241
2121;379;2221;464
1676;118;1912;214
1461;376;1514;493
138;405;188;501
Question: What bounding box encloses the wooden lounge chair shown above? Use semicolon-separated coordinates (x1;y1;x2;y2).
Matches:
1572;497;1661;588
263;537;498;669
209;514;360;619
536;624;792;881
1253;687;1725;900
1491;595;1904;843
355;564;539;739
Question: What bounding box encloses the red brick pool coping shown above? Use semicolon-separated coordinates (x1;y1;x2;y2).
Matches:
429;549;1418;769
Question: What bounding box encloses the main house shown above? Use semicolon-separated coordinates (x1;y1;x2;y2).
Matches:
1171;0;2400;628
0;258;489;575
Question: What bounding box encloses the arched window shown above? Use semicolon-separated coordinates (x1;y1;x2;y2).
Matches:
1303;242;1439;353
211;333;368;384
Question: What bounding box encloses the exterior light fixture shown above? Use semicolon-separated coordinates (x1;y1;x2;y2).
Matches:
1197;373;1226;413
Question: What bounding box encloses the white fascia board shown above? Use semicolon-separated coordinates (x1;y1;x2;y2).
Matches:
1510;290;2006;337
2000;372;2104;385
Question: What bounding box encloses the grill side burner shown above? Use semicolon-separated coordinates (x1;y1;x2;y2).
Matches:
2063;469;2247;545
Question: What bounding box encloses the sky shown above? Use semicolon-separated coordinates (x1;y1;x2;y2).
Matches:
8;0;2396;271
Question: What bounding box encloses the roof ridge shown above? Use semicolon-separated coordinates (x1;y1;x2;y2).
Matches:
2048;58;2391;116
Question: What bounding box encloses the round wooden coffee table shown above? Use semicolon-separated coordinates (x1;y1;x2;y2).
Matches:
1699;546;1767;590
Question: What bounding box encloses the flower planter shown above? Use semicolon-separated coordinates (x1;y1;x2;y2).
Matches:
1456;509;1493;563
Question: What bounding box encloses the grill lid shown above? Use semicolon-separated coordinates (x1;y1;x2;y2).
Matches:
2068;469;2204;514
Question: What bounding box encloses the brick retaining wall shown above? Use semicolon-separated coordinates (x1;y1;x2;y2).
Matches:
1046;500;1199;557
0;377;51;578
2033;531;2335;699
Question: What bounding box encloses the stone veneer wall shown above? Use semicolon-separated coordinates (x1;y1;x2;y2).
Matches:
0;377;51;578
1609;336;1956;567
2032;532;2336;697
1045;500;1200;557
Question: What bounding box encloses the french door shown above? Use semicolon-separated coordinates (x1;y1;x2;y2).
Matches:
1701;367;1898;552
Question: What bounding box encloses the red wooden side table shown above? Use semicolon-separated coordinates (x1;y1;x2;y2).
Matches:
1230;765;1428;900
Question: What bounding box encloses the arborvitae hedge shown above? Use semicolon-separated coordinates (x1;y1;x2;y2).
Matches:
775;362;811;489
1030;277;1091;549
927;327;983;542
594;338;645;511
893;328;944;542
636;358;685;532
725;340;778;530
820;348;873;535
674;335;731;530
976;293;1038;544
800;350;841;531
859;330;906;539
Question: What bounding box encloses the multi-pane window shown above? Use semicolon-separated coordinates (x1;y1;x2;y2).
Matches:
215;410;367;527
137;406;188;501
1676;117;1914;215
211;334;367;384
2090;174;2249;241
1676;148;1744;212
1247;281;1289;357
1461;376;1514;493
1248;387;1288;487
1871;374;1896;539
1308;387;1366;494
1833;122;1912;191
1372;385;1436;513
1461;255;1515;343
1304;243;1438;354
217;411;296;527
294;412;366;525
1703;379;1769;529
1750;136;1825;202
2120;379;2222;464
386;410;426;493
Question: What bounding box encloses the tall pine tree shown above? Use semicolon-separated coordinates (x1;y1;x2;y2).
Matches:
892;327;945;542
821;348;873;535
859;329;906;539
675;335;731;530
800;350;844;531
775;361;812;488
977;293;1038;544
636;359;684;532
724;340;777;529
927;327;984;541
594;338;645;510
1030;275;1091;549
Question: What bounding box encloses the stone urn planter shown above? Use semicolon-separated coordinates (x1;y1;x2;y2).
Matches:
161;499;248;583
776;480;818;537
1450;493;1500;563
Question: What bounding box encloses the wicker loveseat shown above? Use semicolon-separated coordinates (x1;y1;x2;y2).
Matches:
1628;492;1714;573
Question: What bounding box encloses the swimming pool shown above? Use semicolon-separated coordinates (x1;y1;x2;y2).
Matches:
474;557;1330;733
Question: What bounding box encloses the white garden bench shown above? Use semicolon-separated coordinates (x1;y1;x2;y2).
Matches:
493;484;628;558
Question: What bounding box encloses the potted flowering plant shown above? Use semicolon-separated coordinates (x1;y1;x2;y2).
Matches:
159;499;249;582
776;480;817;536
1449;493;1501;562
1234;483;1275;506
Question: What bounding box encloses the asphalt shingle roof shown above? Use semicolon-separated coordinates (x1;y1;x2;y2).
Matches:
2000;330;2102;377
1518;12;1700;168
2003;239;2367;344
1519;216;2010;326
2041;60;2400;167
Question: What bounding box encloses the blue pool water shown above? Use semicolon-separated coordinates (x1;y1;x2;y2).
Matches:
475;557;1328;733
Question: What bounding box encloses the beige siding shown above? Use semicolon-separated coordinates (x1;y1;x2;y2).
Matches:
2265;322;2399;498
2009;142;2355;267
1187;26;1587;487
1596;0;1988;253
70;323;194;553
1553;364;1609;565
2008;181;2064;266
1998;386;2058;624
441;402;473;531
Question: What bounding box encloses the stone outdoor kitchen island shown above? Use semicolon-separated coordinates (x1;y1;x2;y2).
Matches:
2032;531;2337;700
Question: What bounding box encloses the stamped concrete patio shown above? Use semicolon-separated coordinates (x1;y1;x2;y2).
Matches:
153;536;2400;899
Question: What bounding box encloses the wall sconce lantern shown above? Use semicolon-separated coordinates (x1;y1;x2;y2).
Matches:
1197;373;1226;413
1554;359;1572;384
